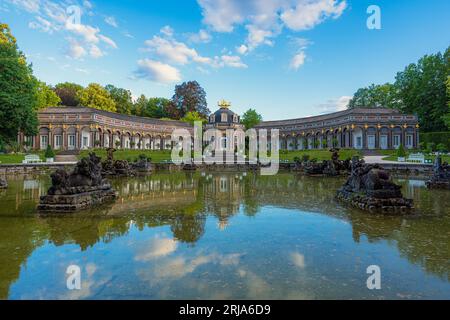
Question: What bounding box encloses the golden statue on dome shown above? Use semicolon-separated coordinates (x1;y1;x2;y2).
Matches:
218;99;231;109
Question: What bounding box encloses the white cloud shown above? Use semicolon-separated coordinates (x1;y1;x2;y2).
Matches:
290;51;306;70
316;95;352;113
83;1;93;9
290;252;306;268
66;41;86;59
144;35;208;65
98;34;118;48
89;44;104;58
9;0;40;13
9;0;117;60
219;55;247;68
135;236;178;261
104;16;118;28
142;28;247;70
189;29;212;43
236;44;248;55
135;59;182;84
160;25;174;37
75;67;90;74
197;0;347;52
281;0;347;31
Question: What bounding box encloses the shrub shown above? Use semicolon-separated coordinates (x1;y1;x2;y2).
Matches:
293;156;301;163
426;142;436;154
301;154;310;162
45;145;55;158
397;144;406;157
420;132;450;151
436;143;448;153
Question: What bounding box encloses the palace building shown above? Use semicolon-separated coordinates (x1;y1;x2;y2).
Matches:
18;103;419;152
255;107;420;150
19;106;193;151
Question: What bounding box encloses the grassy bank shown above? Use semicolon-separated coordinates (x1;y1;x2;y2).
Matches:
279;149;362;162
1;148;363;164
0;151;46;164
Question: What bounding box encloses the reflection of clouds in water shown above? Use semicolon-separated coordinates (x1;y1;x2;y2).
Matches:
135;235;178;261
290;252;306;269
154;253;242;279
61;263;111;300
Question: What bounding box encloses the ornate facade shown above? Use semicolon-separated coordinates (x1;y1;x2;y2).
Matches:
19;105;419;152
255;108;419;150
19;107;193;151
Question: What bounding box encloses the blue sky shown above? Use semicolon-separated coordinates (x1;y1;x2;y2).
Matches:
1;0;449;120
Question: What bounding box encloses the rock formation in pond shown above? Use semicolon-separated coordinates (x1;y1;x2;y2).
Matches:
426;156;450;189
336;157;413;214
38;153;117;212
303;149;351;176
0;178;7;189
130;154;153;174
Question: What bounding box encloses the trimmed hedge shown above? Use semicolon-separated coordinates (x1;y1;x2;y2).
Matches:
420;132;450;150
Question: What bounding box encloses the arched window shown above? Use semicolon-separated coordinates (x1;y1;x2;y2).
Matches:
221;113;228;122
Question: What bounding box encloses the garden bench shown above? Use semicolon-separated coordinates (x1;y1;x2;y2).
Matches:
22;154;42;164
406;153;425;164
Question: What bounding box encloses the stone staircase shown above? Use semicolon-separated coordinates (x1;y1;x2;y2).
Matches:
55;150;79;163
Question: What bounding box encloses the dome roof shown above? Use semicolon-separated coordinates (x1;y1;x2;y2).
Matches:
209;100;240;124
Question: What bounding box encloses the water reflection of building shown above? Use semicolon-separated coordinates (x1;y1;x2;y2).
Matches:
201;174;246;230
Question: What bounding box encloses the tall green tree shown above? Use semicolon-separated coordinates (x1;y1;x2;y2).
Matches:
241;109;262;130
171;81;210;118
54;82;83;106
35;80;61;109
348;83;400;109
444;76;450;129
132;94;148;116
394;48;449;132
348;47;449;132
105;84;133;115
143;97;170;118
77;83;116;112
0;23;38;146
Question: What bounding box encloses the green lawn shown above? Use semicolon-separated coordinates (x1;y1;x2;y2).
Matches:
0;151;46;164
1;149;363;164
278;149;362;161
382;152;450;163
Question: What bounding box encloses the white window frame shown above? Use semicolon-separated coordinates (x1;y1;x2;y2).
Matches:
54;135;62;149
393;135;400;148
221;113;228;122
406;134;413;149
40;135;48;150
68;135;76;149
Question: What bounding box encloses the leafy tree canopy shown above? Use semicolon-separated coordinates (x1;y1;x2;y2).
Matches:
241;108;262;130
0;23;38;145
54;82;83;106
77;83;116;112
348;47;449;132
35;80;61;109
348;83;400;109
105;84;133;115
171;81;210;118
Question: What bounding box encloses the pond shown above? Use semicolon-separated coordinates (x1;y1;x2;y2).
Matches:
0;172;449;299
